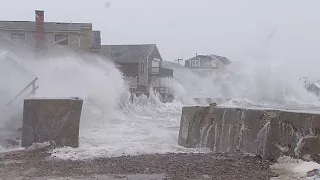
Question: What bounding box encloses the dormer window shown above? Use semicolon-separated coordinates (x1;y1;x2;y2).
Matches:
192;60;199;67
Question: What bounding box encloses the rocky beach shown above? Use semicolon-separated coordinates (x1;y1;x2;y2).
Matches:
0;148;276;180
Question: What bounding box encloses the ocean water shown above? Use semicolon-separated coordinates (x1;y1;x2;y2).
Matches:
1;50;320;178
271;156;320;179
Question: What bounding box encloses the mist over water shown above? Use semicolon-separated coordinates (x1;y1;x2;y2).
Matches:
0;43;320;156
164;49;320;110
219;58;319;107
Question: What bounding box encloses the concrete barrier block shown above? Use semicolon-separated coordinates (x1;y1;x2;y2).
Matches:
178;106;320;160
192;97;230;106
178;106;206;148
21;97;83;148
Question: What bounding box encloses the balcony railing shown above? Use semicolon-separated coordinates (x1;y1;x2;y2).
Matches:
7;77;39;107
151;67;173;77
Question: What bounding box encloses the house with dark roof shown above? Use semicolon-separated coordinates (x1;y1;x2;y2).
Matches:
100;44;174;101
0;10;101;53
307;82;320;97
185;54;231;77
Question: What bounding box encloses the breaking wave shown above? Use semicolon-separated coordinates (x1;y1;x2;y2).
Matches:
0;46;320;156
163;58;320;110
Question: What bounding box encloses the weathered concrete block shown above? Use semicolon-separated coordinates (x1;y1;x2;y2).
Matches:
178;106;320;160
21;97;83;148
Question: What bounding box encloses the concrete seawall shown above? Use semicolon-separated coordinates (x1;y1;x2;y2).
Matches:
178;106;320;160
22;97;83;148
193;98;230;106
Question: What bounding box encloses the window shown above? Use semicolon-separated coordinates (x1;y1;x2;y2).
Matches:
11;33;25;40
152;58;160;74
192;60;199;67
152;58;160;67
55;34;68;45
140;63;145;73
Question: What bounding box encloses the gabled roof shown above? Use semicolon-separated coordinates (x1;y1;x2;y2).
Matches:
314;83;320;89
100;44;157;63
307;83;320;91
0;52;35;78
0;21;92;32
187;54;231;65
191;55;212;61
211;55;231;65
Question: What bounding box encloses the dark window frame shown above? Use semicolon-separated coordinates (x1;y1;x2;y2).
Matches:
55;34;68;45
140;63;145;73
10;32;26;40
192;59;200;67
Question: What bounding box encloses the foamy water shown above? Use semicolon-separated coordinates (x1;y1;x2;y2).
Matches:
1;49;320;178
51;95;210;160
271;156;320;179
0;51;208;158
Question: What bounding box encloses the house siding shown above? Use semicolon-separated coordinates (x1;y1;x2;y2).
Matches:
186;58;214;69
147;46;162;84
119;63;139;77
185;58;204;69
185;57;227;71
147;46;162;67
0;27;92;52
44;32;80;51
79;25;93;52
200;59;211;69
138;60;148;87
185;59;191;68
99;44;173;100
117;62;148;91
0;30;36;49
184;55;230;78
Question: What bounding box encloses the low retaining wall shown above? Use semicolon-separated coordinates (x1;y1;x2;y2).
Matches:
178;106;320;160
22;97;83;148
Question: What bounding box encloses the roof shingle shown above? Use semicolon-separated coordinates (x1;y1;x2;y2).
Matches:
100;44;156;63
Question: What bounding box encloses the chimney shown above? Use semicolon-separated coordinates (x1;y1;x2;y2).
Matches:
35;10;44;49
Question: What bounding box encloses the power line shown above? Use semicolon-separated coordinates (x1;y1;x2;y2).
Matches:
174;58;183;64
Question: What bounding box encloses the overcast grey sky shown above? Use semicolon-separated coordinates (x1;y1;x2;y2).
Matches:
1;0;320;69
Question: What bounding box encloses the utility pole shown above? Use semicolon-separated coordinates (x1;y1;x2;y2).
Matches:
301;77;308;88
174;58;183;64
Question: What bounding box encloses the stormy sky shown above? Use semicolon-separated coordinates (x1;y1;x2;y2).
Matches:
1;0;320;75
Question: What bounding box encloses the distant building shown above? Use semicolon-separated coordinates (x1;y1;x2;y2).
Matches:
100;44;174;102
185;54;231;77
307;82;320;97
0;10;100;54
